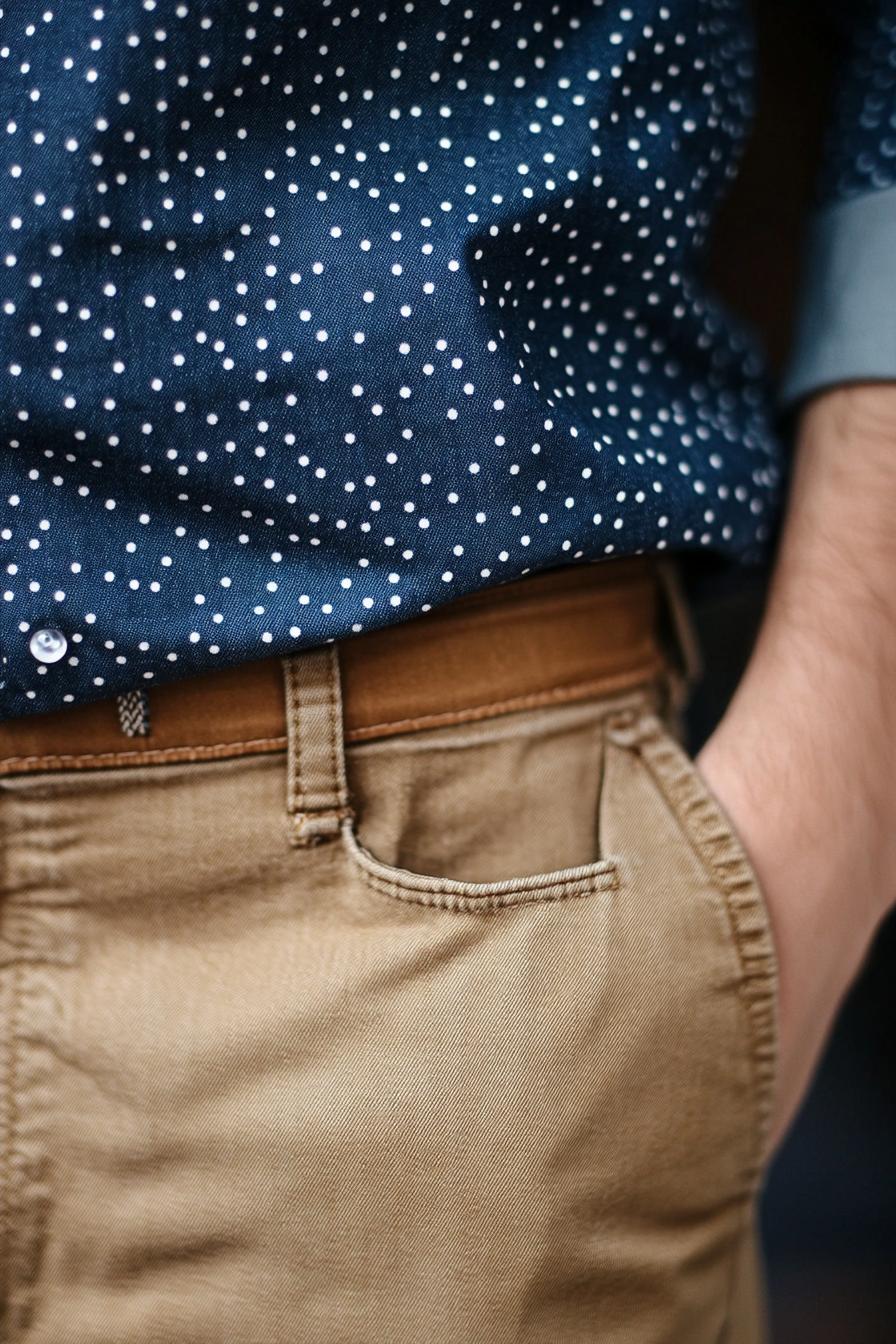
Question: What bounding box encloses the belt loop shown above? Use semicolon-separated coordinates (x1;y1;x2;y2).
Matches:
282;645;352;847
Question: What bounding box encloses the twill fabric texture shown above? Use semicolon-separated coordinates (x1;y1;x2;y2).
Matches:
2;0;894;718
0;653;778;1343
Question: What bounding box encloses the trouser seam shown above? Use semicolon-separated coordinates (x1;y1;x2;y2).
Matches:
1;941;54;1342
607;711;779;1182
1;962;21;1317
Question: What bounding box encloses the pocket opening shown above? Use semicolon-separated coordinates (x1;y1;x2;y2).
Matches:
342;697;629;904
343;821;618;913
605;709;780;1173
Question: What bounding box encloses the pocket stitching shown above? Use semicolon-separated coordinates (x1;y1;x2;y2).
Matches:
343;823;618;913
609;712;779;1177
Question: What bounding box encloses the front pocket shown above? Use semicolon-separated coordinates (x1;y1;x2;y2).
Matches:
343;821;618;912
603;708;780;1171
344;696;625;891
328;705;779;1341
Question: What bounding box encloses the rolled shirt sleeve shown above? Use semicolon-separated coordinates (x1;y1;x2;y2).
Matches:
782;185;896;405
782;1;896;406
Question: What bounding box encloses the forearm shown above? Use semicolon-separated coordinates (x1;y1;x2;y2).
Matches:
698;382;896;1146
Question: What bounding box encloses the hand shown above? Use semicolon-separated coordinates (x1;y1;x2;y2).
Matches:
696;384;896;1153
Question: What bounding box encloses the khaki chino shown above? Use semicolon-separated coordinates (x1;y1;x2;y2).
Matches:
0;649;777;1343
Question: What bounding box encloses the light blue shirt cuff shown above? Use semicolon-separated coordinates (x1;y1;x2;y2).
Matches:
781;185;896;406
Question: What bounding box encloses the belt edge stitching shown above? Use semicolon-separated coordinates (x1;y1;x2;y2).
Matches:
0;662;663;776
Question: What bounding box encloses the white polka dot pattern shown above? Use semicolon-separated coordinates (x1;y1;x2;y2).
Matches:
820;1;896;199
0;0;805;716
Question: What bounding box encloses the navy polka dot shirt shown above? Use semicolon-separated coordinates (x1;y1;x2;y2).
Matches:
3;0;895;717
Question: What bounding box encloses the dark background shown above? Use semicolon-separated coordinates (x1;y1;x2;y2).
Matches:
693;2;896;1337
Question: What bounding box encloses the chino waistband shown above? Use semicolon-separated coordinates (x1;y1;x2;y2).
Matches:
0;558;669;777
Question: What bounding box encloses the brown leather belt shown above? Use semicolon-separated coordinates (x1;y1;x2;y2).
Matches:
0;559;666;777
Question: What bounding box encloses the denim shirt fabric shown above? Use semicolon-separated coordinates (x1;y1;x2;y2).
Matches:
1;0;894;719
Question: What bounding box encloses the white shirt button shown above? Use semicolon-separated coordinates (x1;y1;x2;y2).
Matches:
29;628;68;664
